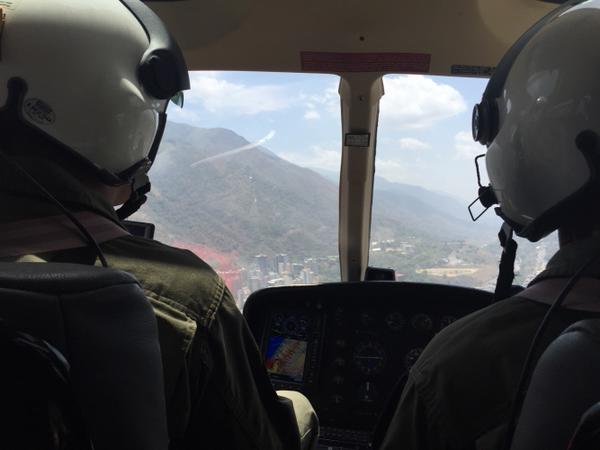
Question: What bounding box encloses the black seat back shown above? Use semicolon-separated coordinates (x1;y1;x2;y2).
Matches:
511;319;600;450
0;262;168;450
0;320;92;449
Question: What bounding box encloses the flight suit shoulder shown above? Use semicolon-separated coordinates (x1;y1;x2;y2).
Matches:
416;298;546;374
408;297;548;447
101;234;228;329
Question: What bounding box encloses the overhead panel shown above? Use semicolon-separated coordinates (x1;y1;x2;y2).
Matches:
148;0;557;76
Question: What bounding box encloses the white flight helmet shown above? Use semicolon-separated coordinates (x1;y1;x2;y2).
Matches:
472;0;600;242
0;0;189;186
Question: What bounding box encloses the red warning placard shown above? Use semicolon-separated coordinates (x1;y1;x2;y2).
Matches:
301;52;431;73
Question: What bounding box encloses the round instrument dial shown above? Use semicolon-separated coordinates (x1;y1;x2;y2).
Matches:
439;315;457;330
283;316;299;334
385;311;406;331
411;313;433;332
297;315;309;335
359;310;377;328
353;341;386;375
271;313;284;332
279;314;309;338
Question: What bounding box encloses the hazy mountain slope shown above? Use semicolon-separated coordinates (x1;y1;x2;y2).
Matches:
372;178;496;242
138;122;496;261
142;122;339;258
315;166;497;241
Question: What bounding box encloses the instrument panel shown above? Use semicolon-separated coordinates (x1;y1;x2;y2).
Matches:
243;281;493;449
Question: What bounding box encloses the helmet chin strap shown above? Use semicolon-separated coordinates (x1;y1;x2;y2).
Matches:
494;222;519;301
115;110;165;222
116;173;151;221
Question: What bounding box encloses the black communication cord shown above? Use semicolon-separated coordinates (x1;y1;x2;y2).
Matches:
0;151;109;268
504;250;600;450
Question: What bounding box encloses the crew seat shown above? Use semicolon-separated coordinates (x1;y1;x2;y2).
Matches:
511;319;600;450
0;262;168;450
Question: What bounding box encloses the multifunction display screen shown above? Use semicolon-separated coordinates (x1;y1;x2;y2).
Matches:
265;336;308;382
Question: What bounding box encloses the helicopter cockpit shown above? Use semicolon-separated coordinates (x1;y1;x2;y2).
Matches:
137;1;566;449
1;0;590;449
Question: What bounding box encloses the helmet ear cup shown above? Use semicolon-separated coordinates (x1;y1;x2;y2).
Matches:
120;0;189;101
472;98;498;146
138;50;180;100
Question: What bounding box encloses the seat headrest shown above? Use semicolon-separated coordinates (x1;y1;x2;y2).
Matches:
0;261;137;293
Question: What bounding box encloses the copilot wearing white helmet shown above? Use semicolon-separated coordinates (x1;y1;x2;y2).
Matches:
379;2;600;450
0;1;319;449
473;0;600;242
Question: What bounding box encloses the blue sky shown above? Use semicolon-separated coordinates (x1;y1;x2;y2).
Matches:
167;71;489;203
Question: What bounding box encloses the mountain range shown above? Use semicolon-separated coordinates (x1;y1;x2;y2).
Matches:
134;121;498;262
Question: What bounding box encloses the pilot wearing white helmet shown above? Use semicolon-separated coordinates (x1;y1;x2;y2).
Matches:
0;1;317;449
379;1;600;448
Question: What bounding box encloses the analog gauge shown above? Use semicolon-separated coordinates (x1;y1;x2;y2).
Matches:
360;310;377;328
283;316;298;334
357;381;378;403
385;311;406;331
352;341;386;375
439;315;457;330
271;313;284;332
404;347;424;369
411;313;433;332
297;315;309;335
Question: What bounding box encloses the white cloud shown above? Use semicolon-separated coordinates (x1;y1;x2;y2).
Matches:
301;82;339;120
185;72;293;115
304;110;321;120
375;158;453;196
175;72;340;122
454;131;483;160
398;137;430;151
375;159;410;183
381;75;466;129
279;145;341;172
167;106;203;126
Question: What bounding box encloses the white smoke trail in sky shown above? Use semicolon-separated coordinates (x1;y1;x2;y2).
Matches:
190;130;276;168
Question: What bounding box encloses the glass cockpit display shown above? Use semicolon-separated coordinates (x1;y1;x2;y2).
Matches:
265;336;307;382
264;312;314;384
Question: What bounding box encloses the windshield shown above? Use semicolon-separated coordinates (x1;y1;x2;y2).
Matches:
132;72;342;308
370;74;558;290
132;71;558;307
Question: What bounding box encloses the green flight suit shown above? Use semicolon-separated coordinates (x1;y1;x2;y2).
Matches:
380;236;600;450
0;154;317;450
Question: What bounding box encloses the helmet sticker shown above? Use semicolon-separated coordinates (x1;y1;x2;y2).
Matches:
24;99;56;126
